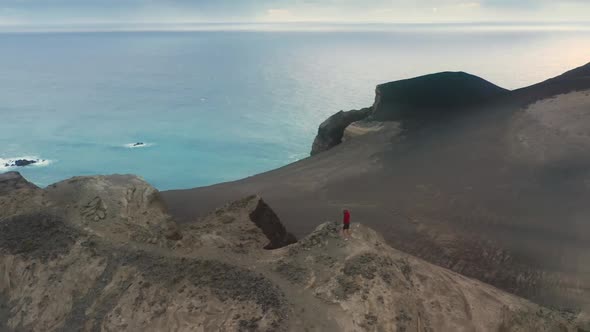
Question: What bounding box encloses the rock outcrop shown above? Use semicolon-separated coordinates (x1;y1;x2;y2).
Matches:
1;172;587;331
178;195;296;253
0;174;291;332
0;172;38;195
0;172;44;218
282;222;584;331
310;108;372;155
311;71;509;155
249;197;297;249
2;159;39;168
42;175;179;246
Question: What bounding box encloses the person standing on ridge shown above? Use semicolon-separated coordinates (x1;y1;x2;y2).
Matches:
342;209;351;239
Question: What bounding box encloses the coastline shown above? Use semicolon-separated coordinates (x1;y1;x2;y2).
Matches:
2;63;590;312
162;62;590;310
2;63;590;330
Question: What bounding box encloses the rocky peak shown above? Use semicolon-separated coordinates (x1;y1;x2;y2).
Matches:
0;172;44;219
0;172;38;195
43;174;179;245
371;71;509;121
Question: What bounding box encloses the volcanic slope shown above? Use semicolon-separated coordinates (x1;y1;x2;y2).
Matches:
163;63;590;310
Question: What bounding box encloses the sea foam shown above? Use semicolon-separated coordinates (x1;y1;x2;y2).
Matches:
0;156;53;171
123;142;154;149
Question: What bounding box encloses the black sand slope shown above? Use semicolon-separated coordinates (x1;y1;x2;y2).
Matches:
162;63;590;310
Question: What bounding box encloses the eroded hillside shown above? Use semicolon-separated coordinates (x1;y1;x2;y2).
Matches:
0;172;587;331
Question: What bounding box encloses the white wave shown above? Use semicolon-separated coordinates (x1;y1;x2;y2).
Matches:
288;153;306;162
123;142;154;149
0;156;53;171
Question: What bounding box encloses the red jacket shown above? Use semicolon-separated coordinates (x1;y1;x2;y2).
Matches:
343;210;351;224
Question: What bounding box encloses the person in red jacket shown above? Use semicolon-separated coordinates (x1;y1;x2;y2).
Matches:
341;209;351;238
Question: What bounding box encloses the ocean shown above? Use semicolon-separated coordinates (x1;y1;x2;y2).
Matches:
1;24;589;190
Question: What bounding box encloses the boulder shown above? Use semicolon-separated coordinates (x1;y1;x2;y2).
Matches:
3;159;39;167
13;159;38;167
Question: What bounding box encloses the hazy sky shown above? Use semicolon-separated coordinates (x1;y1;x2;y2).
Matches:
0;0;589;26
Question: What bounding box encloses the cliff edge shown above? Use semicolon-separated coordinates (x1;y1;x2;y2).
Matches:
311;71;509;155
1;172;586;331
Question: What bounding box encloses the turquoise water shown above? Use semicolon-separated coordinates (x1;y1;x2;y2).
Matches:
1;28;590;189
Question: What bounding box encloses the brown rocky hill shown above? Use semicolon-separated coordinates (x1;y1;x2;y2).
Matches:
162;62;590;312
1;172;586;331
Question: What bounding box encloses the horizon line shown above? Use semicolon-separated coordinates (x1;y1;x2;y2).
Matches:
1;20;589;33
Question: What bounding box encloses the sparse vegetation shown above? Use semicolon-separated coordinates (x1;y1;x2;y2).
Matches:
0;213;79;261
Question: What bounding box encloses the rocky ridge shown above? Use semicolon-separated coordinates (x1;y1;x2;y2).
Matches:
0;172;39;194
1;172;587;331
311;71;509;154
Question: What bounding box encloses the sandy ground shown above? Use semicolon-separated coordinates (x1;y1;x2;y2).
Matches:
342;121;400;142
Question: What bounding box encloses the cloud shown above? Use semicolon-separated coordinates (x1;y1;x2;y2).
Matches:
0;0;588;26
459;2;481;9
264;8;296;21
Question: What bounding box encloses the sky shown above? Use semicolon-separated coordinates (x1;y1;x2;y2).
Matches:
0;0;589;28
